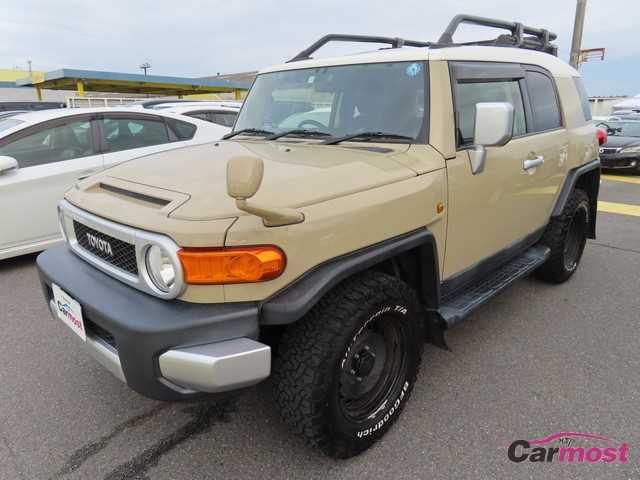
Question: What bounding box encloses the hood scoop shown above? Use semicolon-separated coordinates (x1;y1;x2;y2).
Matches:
99;183;171;207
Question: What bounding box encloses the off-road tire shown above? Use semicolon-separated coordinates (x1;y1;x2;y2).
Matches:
536;188;590;283
272;271;424;458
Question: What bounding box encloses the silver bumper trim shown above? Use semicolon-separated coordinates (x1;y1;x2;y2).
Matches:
159;338;271;393
48;300;125;383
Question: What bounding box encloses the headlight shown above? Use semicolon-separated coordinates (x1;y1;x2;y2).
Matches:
145;245;176;292
621;145;640;154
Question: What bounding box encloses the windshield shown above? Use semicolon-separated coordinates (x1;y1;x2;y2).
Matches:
234;61;427;142
597;121;640;137
0;118;24;134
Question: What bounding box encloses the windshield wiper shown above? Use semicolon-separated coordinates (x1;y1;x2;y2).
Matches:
323;131;414;145
266;129;333;140
222;128;274;140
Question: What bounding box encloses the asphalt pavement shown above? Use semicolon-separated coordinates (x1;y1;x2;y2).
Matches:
1;175;639;480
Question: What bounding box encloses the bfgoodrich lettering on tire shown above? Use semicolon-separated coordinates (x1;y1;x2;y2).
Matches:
272;271;424;458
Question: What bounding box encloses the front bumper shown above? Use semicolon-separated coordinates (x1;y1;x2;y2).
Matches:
600;153;640;170
38;244;270;401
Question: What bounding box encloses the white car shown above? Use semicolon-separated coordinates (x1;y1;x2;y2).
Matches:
0;107;228;260
161;104;240;128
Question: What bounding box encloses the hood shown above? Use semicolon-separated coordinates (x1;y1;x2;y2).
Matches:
100;140;421;221
602;136;640;150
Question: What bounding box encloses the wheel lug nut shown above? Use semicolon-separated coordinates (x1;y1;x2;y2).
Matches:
354;353;360;360
364;345;370;351
350;369;356;375
356;377;363;382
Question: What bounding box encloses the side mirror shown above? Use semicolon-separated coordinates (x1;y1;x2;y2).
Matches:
226;154;304;227
227;155;264;200
469;102;514;175
0;156;18;175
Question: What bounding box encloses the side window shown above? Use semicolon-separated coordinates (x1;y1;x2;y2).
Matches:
455;81;527;146
525;71;562;132
212;112;237;127
186;112;209;122
573;77;593;122
100;116;169;153
166;118;197;140
0;119;94;168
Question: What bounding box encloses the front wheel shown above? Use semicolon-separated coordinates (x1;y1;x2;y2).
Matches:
273;271;424;458
536;188;590;283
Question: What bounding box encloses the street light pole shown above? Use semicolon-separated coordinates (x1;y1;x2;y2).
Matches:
139;62;151;76
569;0;588;69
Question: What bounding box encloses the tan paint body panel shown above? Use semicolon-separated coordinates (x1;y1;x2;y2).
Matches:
63;45;595;304
440;59;595;279
221;169;447;303
94;141;418;221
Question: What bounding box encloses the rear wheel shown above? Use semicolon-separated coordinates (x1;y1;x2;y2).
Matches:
273;271;424;458
536;188;590;283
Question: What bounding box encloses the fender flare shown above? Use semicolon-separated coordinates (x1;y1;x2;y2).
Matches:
260;228;440;325
551;158;600;238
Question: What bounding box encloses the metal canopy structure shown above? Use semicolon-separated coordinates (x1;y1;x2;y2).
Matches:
15;68;251;100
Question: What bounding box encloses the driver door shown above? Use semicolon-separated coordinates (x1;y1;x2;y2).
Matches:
0;114;103;256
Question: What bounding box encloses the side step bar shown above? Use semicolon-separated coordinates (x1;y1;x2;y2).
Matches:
438;245;550;328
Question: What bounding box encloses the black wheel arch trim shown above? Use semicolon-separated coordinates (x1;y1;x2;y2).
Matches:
260;228;440;325
552;158;600;238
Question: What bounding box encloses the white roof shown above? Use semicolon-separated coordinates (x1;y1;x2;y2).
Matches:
164;105;239;115
0;107;218;139
260;45;578;78
152;101;242;110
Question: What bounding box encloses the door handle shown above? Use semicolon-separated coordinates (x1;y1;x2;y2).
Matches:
523;156;545;170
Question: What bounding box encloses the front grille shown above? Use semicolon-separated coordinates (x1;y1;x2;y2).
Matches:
600;147;620;155
73;221;138;275
602;158;634;168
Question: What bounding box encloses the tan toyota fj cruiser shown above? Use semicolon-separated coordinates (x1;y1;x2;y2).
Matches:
38;15;600;458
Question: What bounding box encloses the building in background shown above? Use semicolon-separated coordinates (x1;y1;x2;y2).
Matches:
0;67;251;107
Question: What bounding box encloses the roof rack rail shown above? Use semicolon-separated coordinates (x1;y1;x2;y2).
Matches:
287;34;431;63
436;14;558;56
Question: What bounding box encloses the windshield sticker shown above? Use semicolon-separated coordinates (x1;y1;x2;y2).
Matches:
307;75;315;84
406;63;422;77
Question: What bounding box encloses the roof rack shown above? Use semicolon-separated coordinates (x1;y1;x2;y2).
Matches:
287;34;431;63
286;15;557;64
436;14;558;56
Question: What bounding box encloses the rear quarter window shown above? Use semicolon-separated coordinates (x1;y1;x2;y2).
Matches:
166;118;197;140
525;71;562;132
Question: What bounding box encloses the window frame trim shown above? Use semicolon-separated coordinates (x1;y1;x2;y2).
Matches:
0;113;99;168
449;61;566;152
96;112;173;154
449;61;529;150
521;65;565;134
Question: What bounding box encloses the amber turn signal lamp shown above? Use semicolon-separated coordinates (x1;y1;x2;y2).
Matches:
178;246;286;285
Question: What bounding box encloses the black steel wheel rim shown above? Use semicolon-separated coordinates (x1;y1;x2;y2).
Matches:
564;206;588;271
338;312;409;423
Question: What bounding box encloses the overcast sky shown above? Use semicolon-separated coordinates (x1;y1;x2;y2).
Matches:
1;0;637;96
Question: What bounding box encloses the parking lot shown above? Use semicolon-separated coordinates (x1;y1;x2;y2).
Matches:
0;174;638;480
